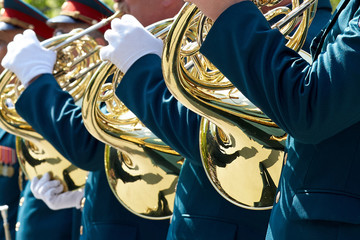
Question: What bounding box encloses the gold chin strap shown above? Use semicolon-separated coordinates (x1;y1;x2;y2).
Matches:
60;10;99;25
0;17;33;30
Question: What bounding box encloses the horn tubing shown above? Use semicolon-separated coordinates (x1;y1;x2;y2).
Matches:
49;11;122;51
273;0;316;29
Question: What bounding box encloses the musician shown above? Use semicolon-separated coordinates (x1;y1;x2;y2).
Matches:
99;14;271;240
0;1;83;240
1;0;331;240
180;0;360;239
0;4;29;239
96;0;332;239
0;131;18;240
0;122;19;240
2;1;333;240
2;0;181;239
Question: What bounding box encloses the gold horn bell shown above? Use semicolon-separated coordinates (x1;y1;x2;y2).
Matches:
0;12;120;190
82;18;184;219
162;1;317;210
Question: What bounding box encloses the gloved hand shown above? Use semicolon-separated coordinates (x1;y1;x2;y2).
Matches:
30;172;84;210
1;29;56;87
100;14;163;74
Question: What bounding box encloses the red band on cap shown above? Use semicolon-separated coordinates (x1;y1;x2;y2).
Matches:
62;1;112;33
2;8;53;39
62;1;108;23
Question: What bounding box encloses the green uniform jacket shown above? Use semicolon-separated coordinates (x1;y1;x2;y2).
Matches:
115;54;272;239
16;181;81;240
201;0;360;239
0;129;20;240
15;75;170;240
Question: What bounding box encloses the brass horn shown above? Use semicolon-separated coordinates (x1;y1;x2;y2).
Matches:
162;1;316;210
0;11;121;191
81;18;185;220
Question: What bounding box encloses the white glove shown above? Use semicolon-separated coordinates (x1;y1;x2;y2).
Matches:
1;29;56;87
100;14;163;73
30;172;84;210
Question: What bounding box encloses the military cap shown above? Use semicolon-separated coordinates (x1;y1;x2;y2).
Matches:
0;0;53;39
47;0;114;33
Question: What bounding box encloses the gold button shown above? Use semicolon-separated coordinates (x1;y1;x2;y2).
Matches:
15;222;20;231
275;191;281;203
80;197;86;210
19;197;25;207
80;225;83;235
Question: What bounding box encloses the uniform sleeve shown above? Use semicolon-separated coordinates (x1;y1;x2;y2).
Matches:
115;55;202;163
15;74;105;171
200;1;360;144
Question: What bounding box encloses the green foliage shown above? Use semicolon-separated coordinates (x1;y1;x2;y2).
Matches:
24;0;342;20
23;0;114;18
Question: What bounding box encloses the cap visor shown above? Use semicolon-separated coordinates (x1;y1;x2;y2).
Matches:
47;15;81;26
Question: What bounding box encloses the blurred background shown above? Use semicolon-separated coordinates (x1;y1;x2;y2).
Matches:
23;0;341;18
23;0;114;18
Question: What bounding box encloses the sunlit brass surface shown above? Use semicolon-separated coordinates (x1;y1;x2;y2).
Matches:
162;2;316;209
16;137;86;191
82;18;184;219
0;24;113;190
0;12;122;189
